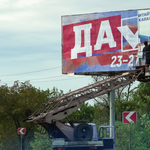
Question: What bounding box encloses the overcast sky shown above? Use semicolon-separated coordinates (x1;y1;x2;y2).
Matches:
0;0;149;94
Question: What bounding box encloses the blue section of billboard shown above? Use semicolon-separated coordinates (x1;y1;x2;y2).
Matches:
98;10;137;20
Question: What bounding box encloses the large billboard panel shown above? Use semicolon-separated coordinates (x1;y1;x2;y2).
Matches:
62;9;149;74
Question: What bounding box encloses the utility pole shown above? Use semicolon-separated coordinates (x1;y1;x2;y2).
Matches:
110;90;115;150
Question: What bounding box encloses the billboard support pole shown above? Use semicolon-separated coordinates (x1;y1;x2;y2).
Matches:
110;90;115;150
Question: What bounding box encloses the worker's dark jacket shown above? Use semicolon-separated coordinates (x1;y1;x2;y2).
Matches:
143;45;150;64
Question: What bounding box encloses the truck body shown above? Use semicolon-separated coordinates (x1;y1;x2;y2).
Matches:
51;123;115;150
52;139;103;150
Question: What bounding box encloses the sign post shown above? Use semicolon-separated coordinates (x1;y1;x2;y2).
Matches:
129;123;131;150
123;112;137;150
18;128;26;150
21;134;22;150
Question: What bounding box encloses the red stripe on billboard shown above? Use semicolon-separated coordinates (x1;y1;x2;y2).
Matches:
62;15;121;59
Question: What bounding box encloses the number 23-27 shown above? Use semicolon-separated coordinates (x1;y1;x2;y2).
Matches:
111;55;135;67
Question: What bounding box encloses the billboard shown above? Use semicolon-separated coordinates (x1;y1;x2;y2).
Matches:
62;9;150;74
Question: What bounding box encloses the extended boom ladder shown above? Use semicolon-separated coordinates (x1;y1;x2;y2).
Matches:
26;69;143;124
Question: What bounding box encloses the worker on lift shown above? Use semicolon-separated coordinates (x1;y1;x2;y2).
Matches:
143;41;150;71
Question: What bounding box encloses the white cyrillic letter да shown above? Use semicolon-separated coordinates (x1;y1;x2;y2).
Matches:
71;24;92;59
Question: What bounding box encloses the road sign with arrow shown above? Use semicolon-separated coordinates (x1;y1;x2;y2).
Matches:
123;111;137;124
18;128;26;135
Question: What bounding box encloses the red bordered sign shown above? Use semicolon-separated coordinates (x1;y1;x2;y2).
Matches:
123;111;137;124
18;128;26;135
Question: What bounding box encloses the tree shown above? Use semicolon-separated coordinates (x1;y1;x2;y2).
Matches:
0;81;64;150
132;82;150;114
67;102;95;123
130;113;150;149
115;81;150;149
30;125;52;150
115;121;129;150
91;76;139;125
115;113;150;150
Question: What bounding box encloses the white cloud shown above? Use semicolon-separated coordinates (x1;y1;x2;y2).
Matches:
0;15;16;21
15;0;41;7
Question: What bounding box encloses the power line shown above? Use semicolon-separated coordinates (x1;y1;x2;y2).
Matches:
1;75;64;82
0;76;91;84
31;77;88;83
0;65;92;84
25;75;63;81
0;66;61;77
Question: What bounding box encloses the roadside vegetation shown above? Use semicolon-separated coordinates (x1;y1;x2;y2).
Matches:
0;80;150;150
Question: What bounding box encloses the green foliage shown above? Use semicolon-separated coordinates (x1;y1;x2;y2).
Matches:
115;121;130;150
92;103;109;126
115;98;137;122
132;82;150;114
116;113;150;150
68;102;95;122
130;113;150;150
1;78;150;150
30;126;52;150
115;82;150;149
91;79;150;149
0;81;63;150
0;81;41;150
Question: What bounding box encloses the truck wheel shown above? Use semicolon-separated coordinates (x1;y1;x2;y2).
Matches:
74;123;93;141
